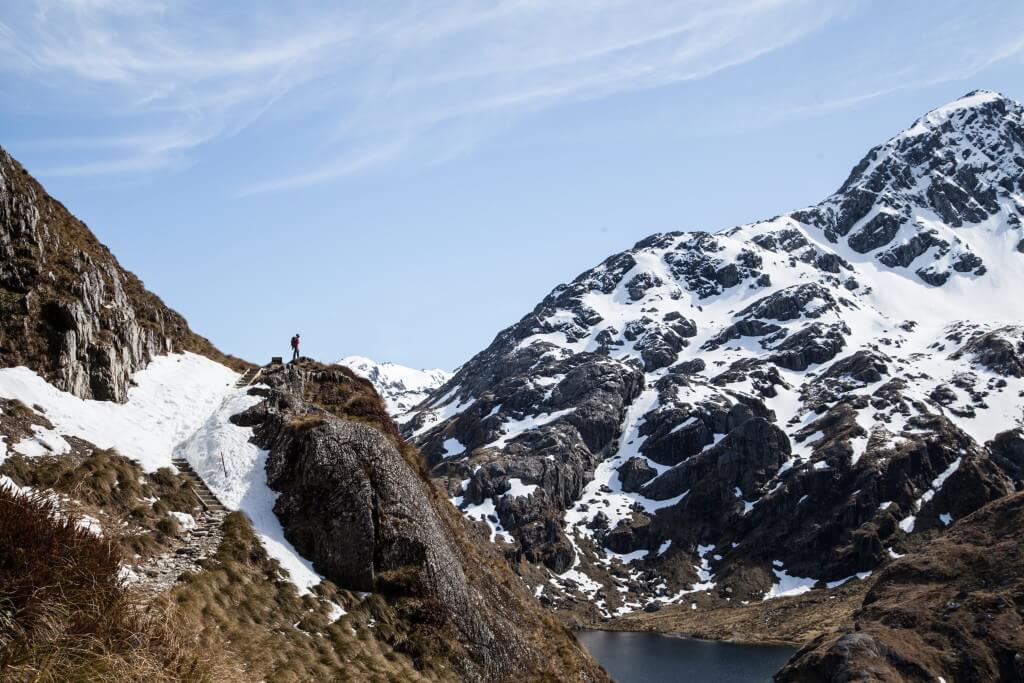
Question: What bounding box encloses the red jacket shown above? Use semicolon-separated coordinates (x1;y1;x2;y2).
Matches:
290;336;299;349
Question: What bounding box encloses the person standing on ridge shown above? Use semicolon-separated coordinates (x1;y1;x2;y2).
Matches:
290;333;301;362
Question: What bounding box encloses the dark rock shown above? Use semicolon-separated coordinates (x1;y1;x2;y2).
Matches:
814;252;851;273
950;326;1024;377
821;350;889;385
702;319;783;350
769;322;850;371
625;272;664;301
988;429;1024;487
777;492;1024;683
952;252;984;273
0;148;243;401
877;230;948;268
643;417;791;500
670;358;706;374
640;415;713;467
715;263;741;288
241;363;607;681
736;284;836;322
916;266;952;287
618;457;657;492
604;513;652;554
847;211;904;253
663;311;698;338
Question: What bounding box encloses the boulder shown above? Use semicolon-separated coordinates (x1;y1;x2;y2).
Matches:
618;457;657;492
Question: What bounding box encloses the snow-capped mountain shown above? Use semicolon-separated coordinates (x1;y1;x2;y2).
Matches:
340;356;451;416
404;90;1024;618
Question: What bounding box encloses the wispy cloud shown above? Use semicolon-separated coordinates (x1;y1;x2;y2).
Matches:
729;5;1024;133
3;0;1021;194
0;0;849;192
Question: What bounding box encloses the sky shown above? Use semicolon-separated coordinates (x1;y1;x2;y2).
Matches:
2;1;1023;370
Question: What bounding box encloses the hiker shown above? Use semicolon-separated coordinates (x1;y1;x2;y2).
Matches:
290;333;301;361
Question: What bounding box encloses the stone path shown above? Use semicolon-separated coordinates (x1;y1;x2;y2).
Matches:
135;461;230;595
135;368;263;596
135;506;226;596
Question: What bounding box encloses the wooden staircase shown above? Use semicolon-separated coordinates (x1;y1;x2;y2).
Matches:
171;457;227;513
236;366;263;388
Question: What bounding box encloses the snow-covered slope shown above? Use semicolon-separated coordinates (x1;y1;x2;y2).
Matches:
0;354;235;471
0;353;324;591
340;355;451;417
405;90;1024;618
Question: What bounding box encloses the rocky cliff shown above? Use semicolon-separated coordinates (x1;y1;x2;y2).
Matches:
776;490;1024;682
403;90;1024;618
0;147;245;401
236;360;607;682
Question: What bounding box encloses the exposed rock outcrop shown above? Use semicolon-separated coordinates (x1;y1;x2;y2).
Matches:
238;361;607;683
401;91;1024;620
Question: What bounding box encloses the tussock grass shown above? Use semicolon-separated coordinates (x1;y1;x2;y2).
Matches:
0;448;200;559
288;414;328;431
0;483;244;682
164;512;443;682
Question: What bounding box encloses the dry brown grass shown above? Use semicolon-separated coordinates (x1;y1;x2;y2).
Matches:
274;361;608;681
0;147;252;386
0;483;244;683
0;448;200;560
288;414;329;431
163;511;446;682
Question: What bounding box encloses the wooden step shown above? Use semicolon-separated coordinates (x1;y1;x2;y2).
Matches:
169;458;226;511
235;367;263;388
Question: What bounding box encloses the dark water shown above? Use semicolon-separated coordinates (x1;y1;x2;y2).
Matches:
578;631;796;683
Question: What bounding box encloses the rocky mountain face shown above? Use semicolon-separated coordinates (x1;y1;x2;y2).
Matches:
234;360;606;682
0;147;245;401
776;491;1024;682
404;90;1024;619
340;355;452;416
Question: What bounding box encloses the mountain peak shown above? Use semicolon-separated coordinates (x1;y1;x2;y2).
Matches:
786;88;1024;287
897;89;1017;139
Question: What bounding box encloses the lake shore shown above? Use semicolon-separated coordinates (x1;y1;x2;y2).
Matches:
585;580;869;648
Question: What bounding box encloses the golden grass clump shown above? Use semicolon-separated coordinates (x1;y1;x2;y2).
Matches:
0;482;244;682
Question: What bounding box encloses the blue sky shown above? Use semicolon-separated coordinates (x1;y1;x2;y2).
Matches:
2;1;1023;370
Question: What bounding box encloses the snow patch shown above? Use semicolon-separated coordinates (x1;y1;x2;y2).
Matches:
0;354;237;472
174;387;324;594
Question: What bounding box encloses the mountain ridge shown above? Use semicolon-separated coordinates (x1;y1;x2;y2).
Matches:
403;90;1024;622
0;149;609;681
